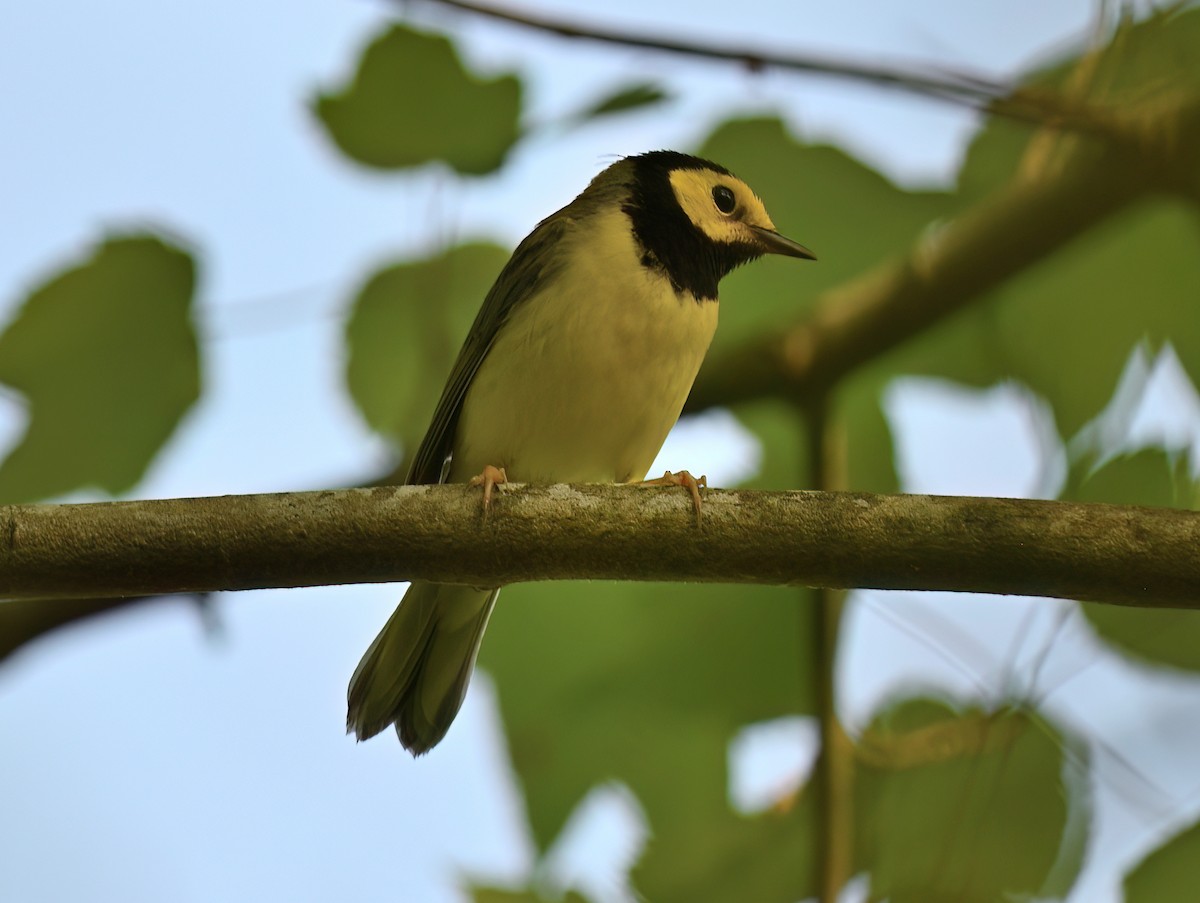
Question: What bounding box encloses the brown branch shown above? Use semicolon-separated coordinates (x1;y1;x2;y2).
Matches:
413;0;1126;133
686;95;1200;412
1;485;1198;606
421;0;1000;103
412;0;993;112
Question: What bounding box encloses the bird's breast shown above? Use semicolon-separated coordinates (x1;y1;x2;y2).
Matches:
450;208;718;484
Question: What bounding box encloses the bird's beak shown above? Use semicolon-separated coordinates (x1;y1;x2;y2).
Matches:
751;226;816;260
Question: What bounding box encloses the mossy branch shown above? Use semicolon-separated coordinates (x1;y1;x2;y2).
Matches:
1;484;1197;606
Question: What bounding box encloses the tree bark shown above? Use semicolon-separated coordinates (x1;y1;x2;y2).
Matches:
1;484;1196;606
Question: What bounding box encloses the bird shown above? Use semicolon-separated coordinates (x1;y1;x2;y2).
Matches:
347;150;814;755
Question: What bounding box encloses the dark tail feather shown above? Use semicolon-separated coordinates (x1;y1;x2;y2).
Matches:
347;582;499;755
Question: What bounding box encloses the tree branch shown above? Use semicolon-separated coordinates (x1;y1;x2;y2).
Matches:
414;0;1125;132
2;485;1197;606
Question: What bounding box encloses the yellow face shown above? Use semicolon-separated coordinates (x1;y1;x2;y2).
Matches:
667;167;779;247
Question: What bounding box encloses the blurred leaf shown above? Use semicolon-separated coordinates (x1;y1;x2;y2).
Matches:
0;234;199;503
984;200;1200;439
906;199;1200;447
314;24;522;174
636;781;818;901
1069;450;1200;670
1068;340;1156;466
470;888;587;903
873;293;1012;397
1039;728;1094;901
569;83;668;123
345;242;510;452
1067;446;1195;508
730;398;810;490
1124;818;1200;903
837;370;900;494
481;579;815;896
855;698;1085;902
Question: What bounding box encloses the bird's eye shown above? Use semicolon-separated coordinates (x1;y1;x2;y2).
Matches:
712;185;736;215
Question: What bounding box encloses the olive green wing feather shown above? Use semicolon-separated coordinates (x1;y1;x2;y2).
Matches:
405;216;569;485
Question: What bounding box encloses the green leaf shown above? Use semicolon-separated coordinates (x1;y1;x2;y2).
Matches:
1067;446;1196;508
730;398;810;490
882;199;1200;446
0;234;199;502
314;24;522;174
345;242;510;452
570;83;668;123
1069;450;1200;670
481;579;815;894
635;782;819;901
837;370;900;494
1124;818;1200;903
855;698;1086;902
470;887;587;903
985;200;1200;439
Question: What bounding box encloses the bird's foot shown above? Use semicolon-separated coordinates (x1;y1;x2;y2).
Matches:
637;470;707;525
468;464;508;520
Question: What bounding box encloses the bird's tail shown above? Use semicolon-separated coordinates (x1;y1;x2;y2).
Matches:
347;582;499;755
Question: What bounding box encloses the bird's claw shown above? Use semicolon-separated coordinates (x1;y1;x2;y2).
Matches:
638;469;707;525
468;464;508;520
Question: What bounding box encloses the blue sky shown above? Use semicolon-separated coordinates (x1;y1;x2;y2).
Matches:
3;2;1193;901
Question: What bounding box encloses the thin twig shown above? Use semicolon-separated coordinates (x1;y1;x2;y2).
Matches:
412;0;1124;133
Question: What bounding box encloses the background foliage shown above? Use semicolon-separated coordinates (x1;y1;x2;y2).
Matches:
3;3;1200;901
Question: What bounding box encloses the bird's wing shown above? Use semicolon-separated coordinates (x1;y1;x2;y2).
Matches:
405;216;570;486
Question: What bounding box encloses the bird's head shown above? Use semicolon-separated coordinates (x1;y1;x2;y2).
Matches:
665;160;815;262
618;151;814;300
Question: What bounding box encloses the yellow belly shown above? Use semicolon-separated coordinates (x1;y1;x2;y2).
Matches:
449;209;718;484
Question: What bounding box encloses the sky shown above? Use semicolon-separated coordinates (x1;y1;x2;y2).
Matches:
2;1;1195;901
